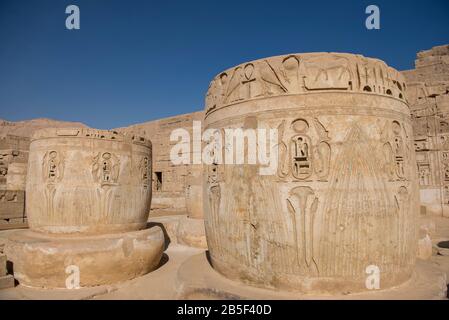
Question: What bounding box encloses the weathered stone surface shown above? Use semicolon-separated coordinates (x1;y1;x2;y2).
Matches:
417;235;433;260
5;228;164;288
6;163;27;190
117;112;204;215
0;135;29;229
185;170;204;219
0;275;14;290
5;128;165;288
0;190;25;220
177;216;207;249
0;118;88;137
203;52;419;293
176;253;447;299
149;215;207;249
0;254;7;276
403;45;449;218
26;128;152;234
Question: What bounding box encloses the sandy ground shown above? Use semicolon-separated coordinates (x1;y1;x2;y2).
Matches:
0;215;448;300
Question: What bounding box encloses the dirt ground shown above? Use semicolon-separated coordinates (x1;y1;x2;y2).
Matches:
0;216;448;300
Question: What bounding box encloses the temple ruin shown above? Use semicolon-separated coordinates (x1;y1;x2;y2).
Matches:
4;128;164;288
403;45;449;217
0;45;448;299
202;52;418;293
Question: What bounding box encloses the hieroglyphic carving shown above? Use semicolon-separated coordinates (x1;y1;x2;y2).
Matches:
259;60;288;95
205;53;408;113
392;121;406;179
286;186;319;275
139;156;151;188
204;52;417;292
418;163;431;186
207;163;221;220
92;152;120;219
0;191;18;202
291;119;312;180
381;120;408;181
313;118;331;181
278;55;300;92
441;151;449;183
42;151;64;219
276;117;331;182
92;152;120;186
303;55;352;90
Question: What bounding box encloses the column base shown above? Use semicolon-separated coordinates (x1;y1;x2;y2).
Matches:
4;227;165;288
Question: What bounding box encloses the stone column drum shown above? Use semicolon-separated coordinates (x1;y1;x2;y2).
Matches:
179;170;207;248
203;53;419;293
5;128;164;288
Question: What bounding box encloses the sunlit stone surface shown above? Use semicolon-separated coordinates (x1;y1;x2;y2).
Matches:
5;128;164;288
203;52;419;293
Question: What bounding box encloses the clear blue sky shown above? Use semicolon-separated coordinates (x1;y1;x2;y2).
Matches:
0;0;448;129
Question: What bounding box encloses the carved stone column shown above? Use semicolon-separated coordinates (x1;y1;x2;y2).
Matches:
203;53;419;293
5;128;164;288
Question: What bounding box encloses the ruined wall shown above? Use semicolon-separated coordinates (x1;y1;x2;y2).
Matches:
117;111;204;216
403;44;449;217
0;134;29;228
0;119;90;229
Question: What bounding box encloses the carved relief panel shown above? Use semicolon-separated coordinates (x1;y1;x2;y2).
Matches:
42;151;64;184
277;117;331;182
92;152;120;186
381;120;410;181
139;156;151;189
205;53;408;114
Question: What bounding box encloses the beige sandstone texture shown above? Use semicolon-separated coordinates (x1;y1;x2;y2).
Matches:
117;112;203;215
402;44;449;217
0;134;29;229
175;252;447;300
4;128;164;288
0;118;88;137
118;113;207;248
5;228;163;288
203;52;419;293
0;253;14;289
149;215;207;249
1;46;448;297
26;128;152;234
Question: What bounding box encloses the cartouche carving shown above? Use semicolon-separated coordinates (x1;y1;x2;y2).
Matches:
205;53;407;114
92;152;120;186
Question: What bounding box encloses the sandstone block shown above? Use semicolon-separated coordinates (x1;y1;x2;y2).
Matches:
5;227;164;288
0;275;14;290
0;254;6;277
417;235;433;260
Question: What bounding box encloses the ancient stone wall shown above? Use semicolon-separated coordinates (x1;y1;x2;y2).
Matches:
403;45;449;217
117;111;204;216
0;134;29;229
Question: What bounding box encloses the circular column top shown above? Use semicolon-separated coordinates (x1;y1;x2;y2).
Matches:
31;127;151;148
205;52;407;118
